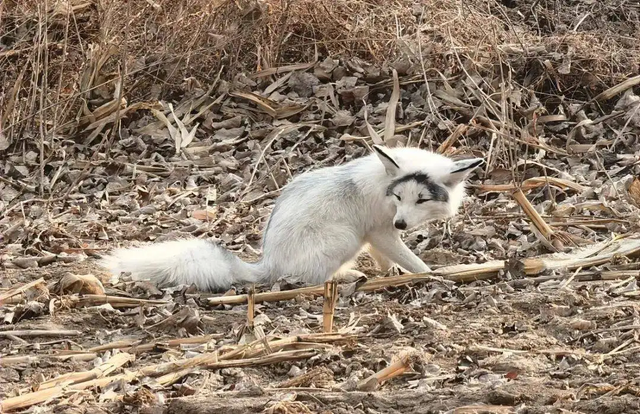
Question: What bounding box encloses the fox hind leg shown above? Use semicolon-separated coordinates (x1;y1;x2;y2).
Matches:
330;258;366;283
332;269;367;283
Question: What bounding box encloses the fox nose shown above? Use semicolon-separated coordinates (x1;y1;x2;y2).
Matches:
394;219;407;230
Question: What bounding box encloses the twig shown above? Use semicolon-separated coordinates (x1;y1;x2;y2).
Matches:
67;294;168;308
475;176;585;194
579;74;640;111
383;69;400;143
207;261;505;306
0;278;45;304
138;332;350;377
511;189;553;238
0;370;138;412
357;352;414;391
87;334;221;353
247;286;256;329
0;353;98;367
36;352;134;390
323;281;338;333
436;124;467;154
572;325;640;343
0;352;134;412
0;333;348;412
0;329;82;338
522;237;640;275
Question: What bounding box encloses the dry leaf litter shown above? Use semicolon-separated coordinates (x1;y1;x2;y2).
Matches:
1;0;640;413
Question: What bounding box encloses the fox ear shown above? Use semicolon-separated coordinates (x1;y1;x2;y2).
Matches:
443;158;484;187
372;145;400;176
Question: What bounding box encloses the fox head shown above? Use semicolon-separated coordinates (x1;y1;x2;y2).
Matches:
373;145;484;230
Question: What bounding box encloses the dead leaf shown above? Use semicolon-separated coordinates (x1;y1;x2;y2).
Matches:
629;178;640;207
192;209;217;220
56;273;106;295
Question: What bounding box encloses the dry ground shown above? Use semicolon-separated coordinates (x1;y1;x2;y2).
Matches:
2;0;640;413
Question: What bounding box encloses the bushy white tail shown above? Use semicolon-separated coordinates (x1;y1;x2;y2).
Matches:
99;239;262;291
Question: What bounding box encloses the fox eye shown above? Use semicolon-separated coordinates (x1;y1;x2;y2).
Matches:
393;194;401;201
416;199;428;204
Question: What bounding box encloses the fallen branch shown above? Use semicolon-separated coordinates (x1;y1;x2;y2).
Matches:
383;69;400;143
0;333;348;412
592;74;640;103
36;352;134;391
206;235;640;306
153;349;320;387
0;278;46;305
0;352;135;412
476;176;586;194
357;351;416;391
138;332;350;377
0;329;82;338
522;236;640;275
436;124;468;154
512;188;571;251
66;294;168;308
323;281;338;333
88;334;221;353
207;261;505;306
0;370;139;412
510;270;640;288
450;405;514;414
0;352;98;367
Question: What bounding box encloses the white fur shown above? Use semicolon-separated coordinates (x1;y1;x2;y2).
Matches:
99;145;483;292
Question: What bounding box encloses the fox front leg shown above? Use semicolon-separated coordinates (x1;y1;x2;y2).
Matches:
366;231;431;274
367;244;393;272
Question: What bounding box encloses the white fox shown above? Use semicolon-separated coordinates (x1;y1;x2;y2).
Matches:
99;145;483;292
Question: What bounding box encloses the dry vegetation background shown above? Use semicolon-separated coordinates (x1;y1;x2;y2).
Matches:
2;0;640;413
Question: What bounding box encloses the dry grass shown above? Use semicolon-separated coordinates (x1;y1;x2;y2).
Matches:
2;0;638;148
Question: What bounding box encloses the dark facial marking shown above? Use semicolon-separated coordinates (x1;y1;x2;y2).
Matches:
451;158;484;173
373;146;400;169
386;172;449;202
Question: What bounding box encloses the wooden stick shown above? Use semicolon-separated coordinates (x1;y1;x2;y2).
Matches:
512;189;556;241
0;335;341;412
0;370;138;412
247;286;255;329
205;238;640;307
88;334;221;353
0;329;82;338
522;237;640;275
323;281;338;333
511;188;576;252
436;124;467;154
155;367;196;387
139;332;349;377
69;294;168;308
450;405;514;414
509;270;640;289
476;176;585;194
357;352;413;391
4;334;28;344
203;349;317;369
36;352;135;390
207;261;505;306
0;353;97;367
0;353;134;412
0;278;45;304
